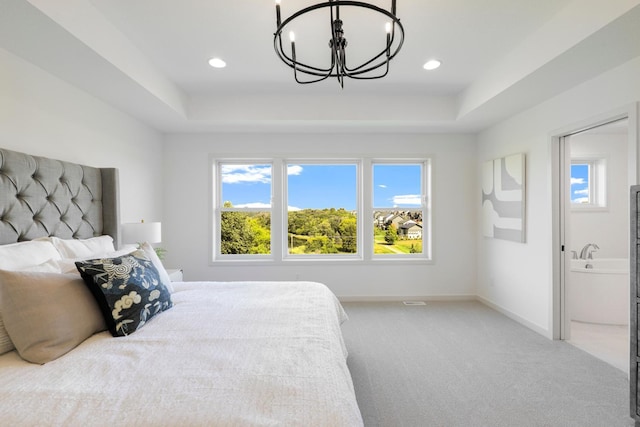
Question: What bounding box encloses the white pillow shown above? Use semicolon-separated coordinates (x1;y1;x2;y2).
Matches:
0;240;61;271
21;259;61;273
136;242;174;293
47;235;115;259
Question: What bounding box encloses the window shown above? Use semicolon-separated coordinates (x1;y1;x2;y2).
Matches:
286;163;358;257
217;162;272;257
212;157;431;262
372;162;428;257
570;158;606;209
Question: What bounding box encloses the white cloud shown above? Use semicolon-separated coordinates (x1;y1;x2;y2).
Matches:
287;165;303;175
573;197;589;204
233;202;271;208
573;188;589;196
287;206;302;211
222;165;271;184
378;184;387;188
392;194;421;205
571;177;586;185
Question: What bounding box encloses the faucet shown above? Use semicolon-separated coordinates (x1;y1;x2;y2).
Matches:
579;243;599;260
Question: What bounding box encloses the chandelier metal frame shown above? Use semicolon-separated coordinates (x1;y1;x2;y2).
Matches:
274;0;404;88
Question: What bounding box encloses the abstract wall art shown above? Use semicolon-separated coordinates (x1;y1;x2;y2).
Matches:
482;153;526;243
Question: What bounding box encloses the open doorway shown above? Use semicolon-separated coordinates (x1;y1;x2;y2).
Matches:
562;118;629;372
552;108;637;373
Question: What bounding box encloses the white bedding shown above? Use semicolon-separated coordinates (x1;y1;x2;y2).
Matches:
0;281;363;426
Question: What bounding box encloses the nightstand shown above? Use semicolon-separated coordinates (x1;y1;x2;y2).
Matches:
166;268;183;282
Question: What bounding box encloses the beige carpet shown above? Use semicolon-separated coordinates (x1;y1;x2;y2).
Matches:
341;301;633;427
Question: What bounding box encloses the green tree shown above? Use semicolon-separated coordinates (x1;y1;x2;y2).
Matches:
220;211;255;254
339;217;357;253
306;236;324;253
288;211;306;234
220;201;271;254
305;236;337;254
384;225;398;245
248;216;270;254
287;208;357;254
317;219;333;238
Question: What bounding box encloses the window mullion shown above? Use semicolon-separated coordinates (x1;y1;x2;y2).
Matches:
271;159;283;260
589;163;596;203
423;159;432;259
362;158;372;261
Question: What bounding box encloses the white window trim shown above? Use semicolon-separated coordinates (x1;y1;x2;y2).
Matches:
211;155;433;264
213;159;275;260
283;159;362;261
370;159;432;261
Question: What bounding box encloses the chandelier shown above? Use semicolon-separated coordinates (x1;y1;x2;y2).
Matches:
273;0;404;88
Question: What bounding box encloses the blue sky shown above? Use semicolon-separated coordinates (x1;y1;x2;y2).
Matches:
373;164;422;208
221;163;422;210
570;164;589;203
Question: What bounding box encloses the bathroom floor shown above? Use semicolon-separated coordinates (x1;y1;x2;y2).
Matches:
568;321;628;373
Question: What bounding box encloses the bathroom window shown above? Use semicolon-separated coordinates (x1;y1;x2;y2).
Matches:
570;158;607;209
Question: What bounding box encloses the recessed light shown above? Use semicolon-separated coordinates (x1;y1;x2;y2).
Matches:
423;59;441;71
208;57;227;69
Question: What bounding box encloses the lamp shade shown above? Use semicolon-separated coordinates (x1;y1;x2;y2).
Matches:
122;221;162;245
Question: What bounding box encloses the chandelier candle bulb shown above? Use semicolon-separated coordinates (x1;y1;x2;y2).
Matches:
386;33;390;55
423;59;441;70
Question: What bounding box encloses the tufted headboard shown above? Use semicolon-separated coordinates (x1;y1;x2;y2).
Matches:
0;148;120;247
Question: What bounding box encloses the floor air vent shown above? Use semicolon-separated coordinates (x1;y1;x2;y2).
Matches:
403;301;426;306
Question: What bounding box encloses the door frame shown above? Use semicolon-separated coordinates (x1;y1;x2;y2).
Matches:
551;104;638;340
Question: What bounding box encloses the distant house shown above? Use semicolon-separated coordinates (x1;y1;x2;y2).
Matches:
374;211;423;231
389;215;406;229
398;221;422;239
374;212;403;229
373;212;386;228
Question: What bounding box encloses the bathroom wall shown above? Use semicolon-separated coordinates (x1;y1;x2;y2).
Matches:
569;128;629;259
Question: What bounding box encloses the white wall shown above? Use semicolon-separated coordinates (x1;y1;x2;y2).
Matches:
476;56;640;337
0;48;164;226
163;133;477;299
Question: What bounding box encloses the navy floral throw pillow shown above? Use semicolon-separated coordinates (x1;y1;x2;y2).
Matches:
76;254;173;337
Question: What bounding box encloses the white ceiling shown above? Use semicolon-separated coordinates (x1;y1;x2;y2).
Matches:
2;0;640;133
87;0;565;94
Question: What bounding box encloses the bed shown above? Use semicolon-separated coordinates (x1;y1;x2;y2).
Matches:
0;148;363;426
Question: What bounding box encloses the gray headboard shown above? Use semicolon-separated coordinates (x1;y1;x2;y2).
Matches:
0;148;121;247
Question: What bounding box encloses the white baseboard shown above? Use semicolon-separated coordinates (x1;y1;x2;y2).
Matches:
476;296;551;339
338;294;476;303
